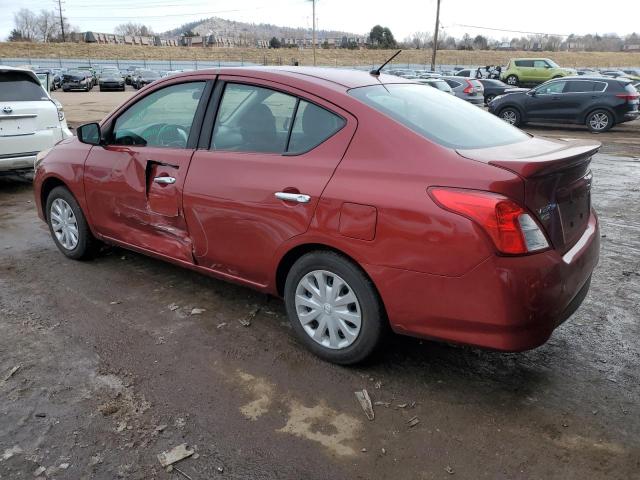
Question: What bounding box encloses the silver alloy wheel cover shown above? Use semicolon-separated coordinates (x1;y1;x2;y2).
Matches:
502;110;517;124
50;198;79;250
507;76;517;85
294;270;362;350
589;112;609;130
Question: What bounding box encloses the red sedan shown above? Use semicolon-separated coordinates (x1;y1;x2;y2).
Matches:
34;67;600;364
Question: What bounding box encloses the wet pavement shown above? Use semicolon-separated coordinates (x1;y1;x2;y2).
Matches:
0;96;639;479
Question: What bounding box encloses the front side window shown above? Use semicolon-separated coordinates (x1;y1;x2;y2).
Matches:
211;83;344;154
536;81;566;94
533;60;549;69
349;84;529;149
112;81;205;148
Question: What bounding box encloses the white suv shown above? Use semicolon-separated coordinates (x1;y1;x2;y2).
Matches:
0;66;72;174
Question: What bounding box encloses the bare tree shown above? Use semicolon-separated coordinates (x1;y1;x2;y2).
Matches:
114;22;154;36
13;8;38;41
36;10;59;43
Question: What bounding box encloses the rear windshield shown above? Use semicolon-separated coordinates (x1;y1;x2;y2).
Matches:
0;71;48;101
349;84;528;149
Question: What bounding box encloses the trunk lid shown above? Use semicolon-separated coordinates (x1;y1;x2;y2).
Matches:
457;136;600;252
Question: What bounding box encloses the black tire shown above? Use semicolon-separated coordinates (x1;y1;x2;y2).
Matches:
586;109;613;133
505;74;519;86
284;251;386;365
499;107;522;127
99;87;104;92
62;88;69;92
485;94;496;105
45;186;97;260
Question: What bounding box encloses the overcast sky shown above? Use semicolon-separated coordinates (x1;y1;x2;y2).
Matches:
1;0;637;40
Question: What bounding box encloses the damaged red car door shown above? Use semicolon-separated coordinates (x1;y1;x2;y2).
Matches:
83;80;209;262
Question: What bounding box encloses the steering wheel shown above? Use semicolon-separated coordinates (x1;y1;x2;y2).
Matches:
157;124;189;148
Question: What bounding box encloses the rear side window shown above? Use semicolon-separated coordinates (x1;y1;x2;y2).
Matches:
349;84;528;149
515;60;534;67
288;101;345;154
593;81;607;92
565;81;594;93
0;71;48;101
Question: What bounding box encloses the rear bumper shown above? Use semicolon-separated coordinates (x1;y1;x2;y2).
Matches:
0;152;37;173
369;211;600;351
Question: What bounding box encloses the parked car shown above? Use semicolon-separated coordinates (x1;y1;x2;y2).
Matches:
125;66;141;85
132;69;161;89
98;69;125;91
0;66;72;175
442;76;484;105
35;68;62;90
76;66;97;86
601;69;640;81
477;79;523;104
489;76;639;132
416;78;454;94
500;58;574;86
622;69;640;80
34;68;600;364
62;69;93;91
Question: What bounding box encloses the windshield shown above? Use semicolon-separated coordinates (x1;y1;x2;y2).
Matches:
349;84;529;149
546;59;560;68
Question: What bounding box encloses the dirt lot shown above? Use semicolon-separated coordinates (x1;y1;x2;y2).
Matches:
1;89;639;479
3;42;640;68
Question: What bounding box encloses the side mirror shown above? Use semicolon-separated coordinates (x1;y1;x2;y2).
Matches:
77;122;102;146
527;90;537;97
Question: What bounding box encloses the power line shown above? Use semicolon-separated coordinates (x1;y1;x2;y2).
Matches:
452;23;570;37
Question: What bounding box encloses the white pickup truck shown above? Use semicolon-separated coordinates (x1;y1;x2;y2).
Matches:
0;65;72;174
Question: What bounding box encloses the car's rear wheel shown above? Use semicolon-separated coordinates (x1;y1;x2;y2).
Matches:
586;109;613;133
505;75;519;86
284;251;385;365
485;94;496;104
499;107;522;127
46;186;96;260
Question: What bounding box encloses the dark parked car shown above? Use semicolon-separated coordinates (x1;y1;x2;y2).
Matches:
477;79;523;104
34;68;600;364
489;76;639;132
61;70;93;92
132;69;161;89
442;76;484;105
125;66;141;85
98;68;125;91
76;66;97;86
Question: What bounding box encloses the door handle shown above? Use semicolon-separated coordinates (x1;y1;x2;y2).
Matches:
153;176;176;185
275;192;311;203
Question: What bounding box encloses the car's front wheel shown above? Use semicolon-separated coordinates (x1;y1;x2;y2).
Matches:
505;74;519;86
586;109;613;133
284;251;386;365
46;186;96;260
499;107;522;127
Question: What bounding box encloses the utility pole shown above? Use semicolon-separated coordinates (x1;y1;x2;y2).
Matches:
56;0;66;42
430;0;441;71
312;0;317;66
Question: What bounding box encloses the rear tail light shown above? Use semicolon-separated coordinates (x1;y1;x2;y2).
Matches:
463;80;474;94
429;188;550;255
616;93;639;101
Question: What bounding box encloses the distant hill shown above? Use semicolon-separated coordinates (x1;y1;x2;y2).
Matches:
165;16;361;41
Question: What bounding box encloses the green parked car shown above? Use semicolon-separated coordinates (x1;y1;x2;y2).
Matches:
501;58;574;86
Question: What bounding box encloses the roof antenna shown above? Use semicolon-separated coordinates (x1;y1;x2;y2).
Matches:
370;50;402;76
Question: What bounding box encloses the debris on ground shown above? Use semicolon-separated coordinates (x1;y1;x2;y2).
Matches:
445;465;455;474
355;389;375;421
168;303;180;311
361;448;367;452
190;308;206;315
3;365;21;382
174;465;194;479
216;322;227;328
374;401;390;408
109;300;121;305
217;466;224;473
59;463;70;469
2;445;23;461
381;448;387;455
33;466;46;476
155;424;168;433
98;401;119;416
397;403;408;408
239;306;260;327
157;443;194;468
407;416;420;428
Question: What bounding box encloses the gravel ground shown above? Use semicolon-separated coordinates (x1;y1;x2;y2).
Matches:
0;90;638;479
